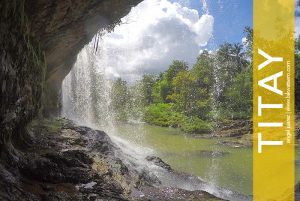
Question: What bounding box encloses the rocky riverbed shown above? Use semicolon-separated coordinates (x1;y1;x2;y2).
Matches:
191;118;300;148
0;118;223;201
189;120;252;148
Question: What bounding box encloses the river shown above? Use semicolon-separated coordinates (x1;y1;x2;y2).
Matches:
105;122;300;198
61;34;300;200
102;123;252;195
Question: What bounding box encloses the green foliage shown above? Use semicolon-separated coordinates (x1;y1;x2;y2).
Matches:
152;81;164;103
190;51;215;119
29;119;65;133
168;70;196;113
144;103;182;127
180;116;212;133
158;79;170;102
144;103;211;134
165;60;188;82
111;78;129;121
104;26;300;136
243;26;253;58
158;60;189;102
140;74;156;105
108;28;254;134
222;68;252;119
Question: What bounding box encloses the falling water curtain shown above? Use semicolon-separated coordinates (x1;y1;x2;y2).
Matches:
253;0;295;200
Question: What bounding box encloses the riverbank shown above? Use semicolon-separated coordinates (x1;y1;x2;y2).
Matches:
0;118;223;201
188;117;300;148
188;119;252;148
102;122;253;197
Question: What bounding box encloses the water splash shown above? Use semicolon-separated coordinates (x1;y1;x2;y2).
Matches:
61;33;152;161
62;46;93;126
198;0;223;193
60;0;238;199
62;36;114;130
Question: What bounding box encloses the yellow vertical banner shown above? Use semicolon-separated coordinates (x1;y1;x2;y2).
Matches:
253;0;295;200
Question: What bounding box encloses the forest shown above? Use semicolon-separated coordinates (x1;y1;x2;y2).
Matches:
109;27;253;133
109;27;300;134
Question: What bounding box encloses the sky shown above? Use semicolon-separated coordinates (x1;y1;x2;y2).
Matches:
171;0;253;48
90;0;253;81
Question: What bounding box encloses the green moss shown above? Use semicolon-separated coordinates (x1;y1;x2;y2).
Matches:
42;119;65;133
28;119;66;133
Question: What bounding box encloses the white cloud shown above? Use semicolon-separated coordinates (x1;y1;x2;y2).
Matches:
242;37;247;44
90;0;214;81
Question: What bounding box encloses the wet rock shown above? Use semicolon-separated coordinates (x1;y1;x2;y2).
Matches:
136;168;161;187
0;118;225;200
0;0;143;164
114;158;129;175
0;165;40;201
61;150;93;166
0;1;46;153
25;0;143;116
137;186;224;201
20;153;97;184
41;192;87;201
146;156;173;172
78;181;127;200
90;130;115;154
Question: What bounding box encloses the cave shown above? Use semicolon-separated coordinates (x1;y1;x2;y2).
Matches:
1;1;299;200
0;1;226;200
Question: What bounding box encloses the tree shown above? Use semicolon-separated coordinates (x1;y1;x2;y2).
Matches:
243;26;253;58
140;74;156;105
192;51;214;94
111;78;129;121
231;43;247;72
167;70;197;115
190;51;214;119
165;60;189;82
127;26;256;132
223;68;252;119
159;60;189;102
213;41;249;109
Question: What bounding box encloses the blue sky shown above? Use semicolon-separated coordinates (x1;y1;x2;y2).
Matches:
89;0;253;80
184;0;253;49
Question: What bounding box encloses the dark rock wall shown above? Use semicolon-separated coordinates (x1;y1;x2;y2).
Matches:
0;1;46;150
0;0;141;152
26;0;142;116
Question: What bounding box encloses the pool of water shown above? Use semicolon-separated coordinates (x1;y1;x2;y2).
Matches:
105;123;252;195
96;122;300;197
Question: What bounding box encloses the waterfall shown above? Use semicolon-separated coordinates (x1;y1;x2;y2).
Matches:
62;36;118;132
61;33;154;163
60;1;246;200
